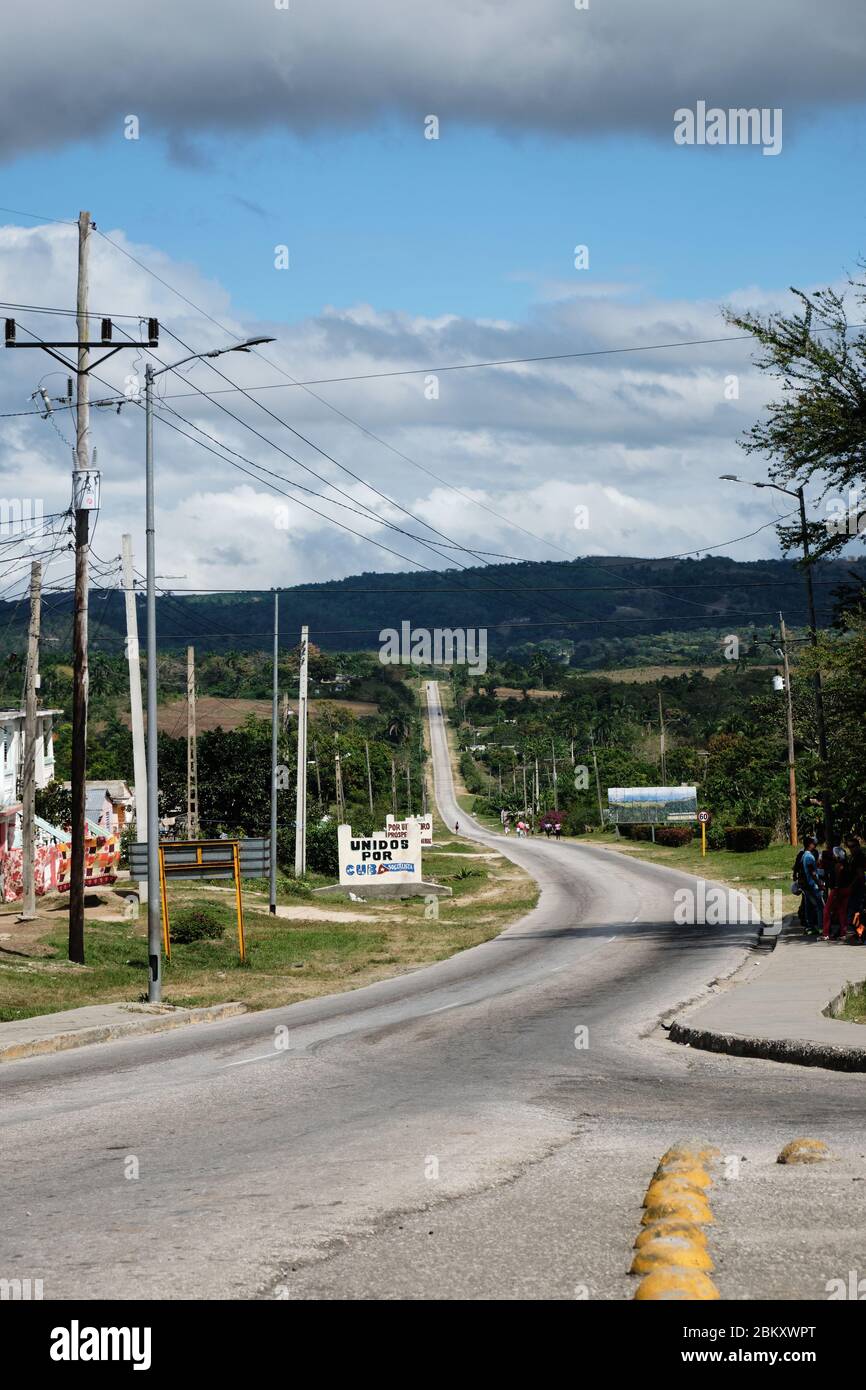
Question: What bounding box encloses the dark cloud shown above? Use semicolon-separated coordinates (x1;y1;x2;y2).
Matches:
1;1;864;161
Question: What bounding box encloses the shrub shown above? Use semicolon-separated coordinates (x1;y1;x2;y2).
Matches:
170;904;227;944
723;825;773;853
705;822;727;852
654;826;693;847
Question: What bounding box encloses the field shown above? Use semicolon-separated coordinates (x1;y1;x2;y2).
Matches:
118;695;379;735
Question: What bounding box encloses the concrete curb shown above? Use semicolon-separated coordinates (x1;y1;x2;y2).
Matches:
668;1019;866;1073
0;1001;248;1063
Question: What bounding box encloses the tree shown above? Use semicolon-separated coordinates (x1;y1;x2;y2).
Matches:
724;275;866;562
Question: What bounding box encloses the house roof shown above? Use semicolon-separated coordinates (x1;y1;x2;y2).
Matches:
62;780;132;800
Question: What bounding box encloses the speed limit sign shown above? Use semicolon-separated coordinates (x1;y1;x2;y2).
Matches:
698;810;710;824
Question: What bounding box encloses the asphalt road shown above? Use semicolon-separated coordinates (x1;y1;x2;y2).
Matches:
2;681;864;1301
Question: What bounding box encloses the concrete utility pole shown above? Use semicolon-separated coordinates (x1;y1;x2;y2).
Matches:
364;739;374;814
779;614;799;847
19;560;41;920
269;591;279;913
121;536;147;904
186;646;198;838
294;625;308;875
69;210;92;965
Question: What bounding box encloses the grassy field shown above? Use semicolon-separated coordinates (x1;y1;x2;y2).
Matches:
0;841;537;1023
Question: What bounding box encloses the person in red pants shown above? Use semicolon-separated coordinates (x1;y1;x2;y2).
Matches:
822;846;852;941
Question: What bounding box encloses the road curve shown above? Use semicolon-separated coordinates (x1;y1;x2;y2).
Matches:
2;681;864;1301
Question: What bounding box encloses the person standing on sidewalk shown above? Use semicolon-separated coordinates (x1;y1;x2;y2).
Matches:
822;846;851;941
801;835;823;936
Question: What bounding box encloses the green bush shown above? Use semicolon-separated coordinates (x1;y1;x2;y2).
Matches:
170;904;227;944
723;825;773;853
705;822;727;852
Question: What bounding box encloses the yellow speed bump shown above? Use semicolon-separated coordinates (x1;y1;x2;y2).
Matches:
632;1143;720;1299
631;1235;714;1275
634;1268;720;1300
777;1138;829;1165
635;1219;708;1249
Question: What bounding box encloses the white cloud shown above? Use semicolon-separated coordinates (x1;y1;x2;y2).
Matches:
0;220;838;596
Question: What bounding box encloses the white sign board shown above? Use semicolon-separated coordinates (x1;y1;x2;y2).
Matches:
338;823;422;887
386;813;433;847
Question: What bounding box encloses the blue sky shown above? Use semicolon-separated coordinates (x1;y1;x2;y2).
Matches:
3;106;865;327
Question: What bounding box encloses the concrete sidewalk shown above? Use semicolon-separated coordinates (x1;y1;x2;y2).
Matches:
0;1000;247;1063
670;929;866;1071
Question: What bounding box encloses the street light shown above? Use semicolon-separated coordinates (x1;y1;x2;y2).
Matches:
720;473;832;843
144;337;276;1002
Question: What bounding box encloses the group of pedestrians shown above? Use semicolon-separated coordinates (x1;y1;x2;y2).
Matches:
794;833;866;942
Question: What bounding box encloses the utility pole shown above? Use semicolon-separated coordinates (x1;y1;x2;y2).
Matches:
19;561;41;921
269;591;279;913
779;614;799;847
280;691;290;733
121;536;147;904
521;758;528;816
294;625;308;874
311;739;322;804
69;210;92;965
186;646;198;838
334;738;346;822
406;761;411;815
658;692;667;784
534;756;540;815
550;737;558;811
391;758;397;818
590;729;605;829
364;739;374;814
795;488;832;844
4;215;157;969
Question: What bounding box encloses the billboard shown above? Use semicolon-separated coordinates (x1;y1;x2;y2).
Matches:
338;822;422;887
604;786;698;826
386;813;433;847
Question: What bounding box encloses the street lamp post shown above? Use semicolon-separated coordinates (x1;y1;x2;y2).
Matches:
144;336;275;1002
720;474;833;845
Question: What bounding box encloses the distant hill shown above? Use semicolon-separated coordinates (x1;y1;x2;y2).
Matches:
9;552;865;665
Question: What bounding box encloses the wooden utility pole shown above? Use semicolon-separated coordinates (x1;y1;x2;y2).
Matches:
658;692;667;784
294;625;309;875
780;614;799;847
186;646;198;838
364;739;374;814
69;210;92;965
590;729;605;829
334;736;346;822
121;536;147;903
19;561;41;920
